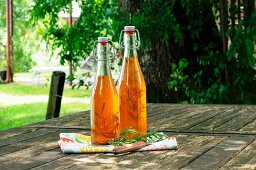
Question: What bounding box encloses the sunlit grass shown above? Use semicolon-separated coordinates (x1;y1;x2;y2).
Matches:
0;102;90;130
0;81;92;130
0;83;91;98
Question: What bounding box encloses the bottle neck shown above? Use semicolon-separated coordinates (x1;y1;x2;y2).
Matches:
96;43;111;76
123;33;138;58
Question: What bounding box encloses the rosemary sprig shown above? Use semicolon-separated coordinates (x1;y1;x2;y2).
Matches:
108;127;166;146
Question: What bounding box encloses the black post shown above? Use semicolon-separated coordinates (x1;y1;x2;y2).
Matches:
46;71;66;120
0;70;7;81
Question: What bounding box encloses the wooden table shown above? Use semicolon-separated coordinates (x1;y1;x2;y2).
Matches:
1;104;256;169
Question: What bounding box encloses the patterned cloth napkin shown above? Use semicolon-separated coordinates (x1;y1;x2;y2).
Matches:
58;133;178;154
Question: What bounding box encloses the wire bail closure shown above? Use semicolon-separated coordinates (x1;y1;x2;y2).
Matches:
92;39;117;61
118;29;141;50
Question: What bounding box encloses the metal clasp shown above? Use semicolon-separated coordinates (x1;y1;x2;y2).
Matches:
92;39;117;61
118;29;141;50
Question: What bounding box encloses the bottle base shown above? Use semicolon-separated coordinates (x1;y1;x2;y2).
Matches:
91;129;117;145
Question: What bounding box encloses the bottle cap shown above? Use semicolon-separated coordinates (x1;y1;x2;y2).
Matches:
98;37;108;43
124;26;135;31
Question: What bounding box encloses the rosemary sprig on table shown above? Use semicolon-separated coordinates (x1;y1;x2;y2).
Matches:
108;127;166;146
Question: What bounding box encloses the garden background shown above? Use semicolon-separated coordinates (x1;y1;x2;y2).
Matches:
0;0;255;130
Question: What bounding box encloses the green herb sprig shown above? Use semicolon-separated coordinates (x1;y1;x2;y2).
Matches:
108;127;166;146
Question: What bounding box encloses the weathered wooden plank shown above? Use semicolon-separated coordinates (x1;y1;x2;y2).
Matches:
27;135;190;170
0;132;58;157
147;104;189;117
26;111;90;128
68;135;226;170
176;106;232;129
63;135;225;170
147;105;191;126
0;129;86;168
147;136;226;170
31;154;102;170
25;104;170;129
28;104;158;129
0;127;34;140
221;139;256;170
111;135;197;169
216;106;256;131
190;106;242;131
240;118;256;132
1;104;256;170
114;136;204;169
0;133;59;168
181;136;255;170
6;148;66;170
0;128;57;148
149;106;230;130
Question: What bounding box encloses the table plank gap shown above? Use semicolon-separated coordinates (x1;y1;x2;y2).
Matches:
185;106;235;129
215;106;256;131
0;128;56;148
149;106;230;130
220;138;256;170
0;127;35;140
181;135;255;170
190;106;242;131
112;135;227;169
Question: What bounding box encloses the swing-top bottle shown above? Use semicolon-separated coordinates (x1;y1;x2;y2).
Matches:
91;37;119;145
118;26;147;134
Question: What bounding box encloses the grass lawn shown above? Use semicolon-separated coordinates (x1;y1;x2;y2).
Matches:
0;102;90;130
0;83;91;97
0;82;91;130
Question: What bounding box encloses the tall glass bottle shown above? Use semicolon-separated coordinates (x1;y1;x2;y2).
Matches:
118;26;147;134
91;37;119;145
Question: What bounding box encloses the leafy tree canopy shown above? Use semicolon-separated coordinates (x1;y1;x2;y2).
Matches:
31;0;256;104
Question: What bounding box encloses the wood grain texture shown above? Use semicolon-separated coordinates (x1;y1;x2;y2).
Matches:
221;139;256;170
0;128;55;147
1;104;256;169
240;118;256;132
215;106;256;131
190;106;242;131
181;136;255;170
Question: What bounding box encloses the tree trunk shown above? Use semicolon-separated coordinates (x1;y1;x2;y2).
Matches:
4;0;13;83
230;0;236;39
244;0;255;29
220;0;230;85
141;1;222;103
68;2;73;86
237;0;241;21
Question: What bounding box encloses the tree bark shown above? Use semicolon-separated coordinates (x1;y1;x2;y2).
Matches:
220;0;230;85
244;0;255;29
68;2;73;86
237;0;241;21
230;0;236;39
4;0;13;83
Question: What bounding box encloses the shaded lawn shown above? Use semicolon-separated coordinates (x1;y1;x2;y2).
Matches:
0;102;90;130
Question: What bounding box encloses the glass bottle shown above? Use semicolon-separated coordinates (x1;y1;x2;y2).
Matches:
118;26;147;134
91;37;119;145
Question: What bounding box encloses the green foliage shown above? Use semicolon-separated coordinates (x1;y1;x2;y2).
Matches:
168;58;189;102
30;0;256;104
31;0;118;66
0;0;36;72
166;1;256;104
